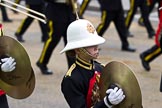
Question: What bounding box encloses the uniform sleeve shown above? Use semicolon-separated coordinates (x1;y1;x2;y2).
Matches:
61;77;87;108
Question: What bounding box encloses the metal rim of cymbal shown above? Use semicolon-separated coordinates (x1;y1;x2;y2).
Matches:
0;67;35;99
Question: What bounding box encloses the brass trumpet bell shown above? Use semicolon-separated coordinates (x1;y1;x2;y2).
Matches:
99;61;142;108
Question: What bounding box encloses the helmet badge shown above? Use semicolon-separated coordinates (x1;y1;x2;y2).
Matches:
87;23;95;34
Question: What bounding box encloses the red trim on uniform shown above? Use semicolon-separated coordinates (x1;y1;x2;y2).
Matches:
0;24;2;28
86;73;96;108
155;9;162;47
86;72;100;108
0;89;5;96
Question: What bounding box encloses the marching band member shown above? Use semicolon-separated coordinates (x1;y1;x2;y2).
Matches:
14;0;48;43
140;0;162;71
138;0;159;26
96;0;136;52
125;0;155;38
0;1;12;22
61;19;125;108
36;0;77;75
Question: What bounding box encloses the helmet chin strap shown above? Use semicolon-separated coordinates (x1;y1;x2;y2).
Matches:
78;48;96;61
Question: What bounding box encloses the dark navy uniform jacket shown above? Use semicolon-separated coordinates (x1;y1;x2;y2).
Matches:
61;57;107;108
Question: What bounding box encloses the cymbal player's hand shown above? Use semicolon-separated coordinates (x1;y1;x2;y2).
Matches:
104;87;125;108
0;57;16;72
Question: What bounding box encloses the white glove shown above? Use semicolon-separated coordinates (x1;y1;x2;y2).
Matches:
104;87;125;108
0;57;16;72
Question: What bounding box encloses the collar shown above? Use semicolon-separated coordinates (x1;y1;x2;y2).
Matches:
76;57;94;70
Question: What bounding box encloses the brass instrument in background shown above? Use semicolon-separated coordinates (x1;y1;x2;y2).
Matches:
0;0;47;23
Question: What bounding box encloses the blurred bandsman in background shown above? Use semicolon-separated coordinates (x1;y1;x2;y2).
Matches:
14;0;48;43
140;0;162;71
138;0;159;26
0;1;12;22
125;0;155;38
96;0;136;52
36;0;77;75
12;0;22;14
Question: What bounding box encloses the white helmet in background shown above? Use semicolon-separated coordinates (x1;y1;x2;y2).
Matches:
60;19;105;53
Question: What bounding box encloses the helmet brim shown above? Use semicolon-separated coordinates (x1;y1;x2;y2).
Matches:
60;34;105;54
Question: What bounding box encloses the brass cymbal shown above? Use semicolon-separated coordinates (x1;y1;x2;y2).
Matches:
99;61;142;108
0;36;32;85
0;68;35;99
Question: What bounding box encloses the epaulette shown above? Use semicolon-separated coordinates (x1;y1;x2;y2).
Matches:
65;63;76;77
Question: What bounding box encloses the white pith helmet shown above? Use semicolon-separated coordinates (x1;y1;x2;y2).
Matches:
60;19;105;53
